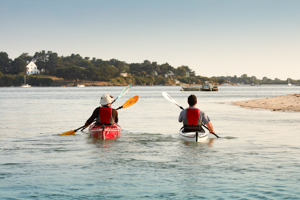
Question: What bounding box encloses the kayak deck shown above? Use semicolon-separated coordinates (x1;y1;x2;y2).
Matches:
179;127;208;143
88;123;121;140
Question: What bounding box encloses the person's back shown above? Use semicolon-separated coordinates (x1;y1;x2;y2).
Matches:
85;94;118;127
179;94;215;134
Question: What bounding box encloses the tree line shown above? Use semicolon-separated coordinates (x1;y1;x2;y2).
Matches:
212;74;300;85
0;50;226;86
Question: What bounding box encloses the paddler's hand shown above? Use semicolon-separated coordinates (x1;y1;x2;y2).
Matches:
205;122;215;134
83;122;90;129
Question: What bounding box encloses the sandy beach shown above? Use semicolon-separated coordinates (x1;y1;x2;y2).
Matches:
233;94;300;112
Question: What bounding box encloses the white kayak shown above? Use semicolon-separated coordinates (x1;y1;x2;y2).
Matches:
179;127;208;143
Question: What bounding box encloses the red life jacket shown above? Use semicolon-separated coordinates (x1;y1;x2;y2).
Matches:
98;107;115;125
183;108;202;130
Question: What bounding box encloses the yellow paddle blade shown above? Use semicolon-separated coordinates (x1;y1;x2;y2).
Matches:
59;130;75;136
122;95;139;109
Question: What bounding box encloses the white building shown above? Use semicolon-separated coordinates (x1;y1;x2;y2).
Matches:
120;72;128;77
26;61;40;75
174;79;180;84
186;71;190;77
164;71;175;78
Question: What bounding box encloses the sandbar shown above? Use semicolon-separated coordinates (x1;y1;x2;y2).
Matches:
233;94;300;112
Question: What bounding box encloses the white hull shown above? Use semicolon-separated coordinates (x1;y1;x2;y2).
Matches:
22;75;31;87
179;128;208;143
21;84;31;88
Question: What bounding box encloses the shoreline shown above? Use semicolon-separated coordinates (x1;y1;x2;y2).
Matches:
233;94;300;112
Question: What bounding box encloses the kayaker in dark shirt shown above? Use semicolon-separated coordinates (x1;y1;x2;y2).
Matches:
178;94;215;134
85;94;118;127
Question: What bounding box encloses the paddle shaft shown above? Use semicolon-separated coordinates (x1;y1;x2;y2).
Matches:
60;125;86;135
75;125;86;132
112;84;132;104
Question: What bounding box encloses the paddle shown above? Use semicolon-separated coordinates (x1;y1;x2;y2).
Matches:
59;125;86;136
112;84;132;104
116;95;139;110
162;92;219;138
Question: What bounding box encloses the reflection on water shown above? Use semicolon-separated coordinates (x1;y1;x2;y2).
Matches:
181;138;215;147
0;85;300;199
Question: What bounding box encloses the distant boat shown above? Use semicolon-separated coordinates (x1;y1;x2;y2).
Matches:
250;77;256;86
288;78;292;86
21;84;31;88
77;84;85;87
222;83;231;86
21;75;31;88
181;86;201;91
181;83;218;91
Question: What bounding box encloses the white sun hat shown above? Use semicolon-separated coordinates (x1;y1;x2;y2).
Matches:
100;94;114;105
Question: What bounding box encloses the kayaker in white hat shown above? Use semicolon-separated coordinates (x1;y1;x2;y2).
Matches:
84;94;118;127
179;94;215;134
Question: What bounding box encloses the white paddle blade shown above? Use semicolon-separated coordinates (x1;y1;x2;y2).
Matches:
162;92;179;105
115;84;132;101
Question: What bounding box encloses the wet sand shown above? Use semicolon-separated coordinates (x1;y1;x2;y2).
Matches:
233;94;300;111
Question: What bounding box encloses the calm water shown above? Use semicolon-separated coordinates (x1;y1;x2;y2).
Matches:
1;85;300;199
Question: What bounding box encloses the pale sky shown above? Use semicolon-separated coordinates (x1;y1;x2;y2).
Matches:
1;0;300;80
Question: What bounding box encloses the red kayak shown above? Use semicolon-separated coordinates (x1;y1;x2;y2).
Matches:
88;123;121;140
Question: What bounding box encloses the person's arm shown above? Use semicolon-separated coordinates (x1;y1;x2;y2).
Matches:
112;109;118;123
85;107;99;125
200;110;215;134
178;109;186;122
205;121;215;134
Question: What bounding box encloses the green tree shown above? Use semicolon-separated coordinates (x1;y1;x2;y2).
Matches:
0;52;11;74
18;53;32;63
47;52;62;75
241;74;248;84
180;65;195;77
129;63;143;76
11;58;26;75
39;78;53;86
160;63;174;75
101;64;119;79
141;60;155;76
56;67;67;80
14;75;24;86
176;67;187;77
33;50;49;74
0;75;14;86
84;66;98;81
33;50;48;62
66;66;84;82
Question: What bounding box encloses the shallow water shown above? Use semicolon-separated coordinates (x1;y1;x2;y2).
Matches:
1;85;300;199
